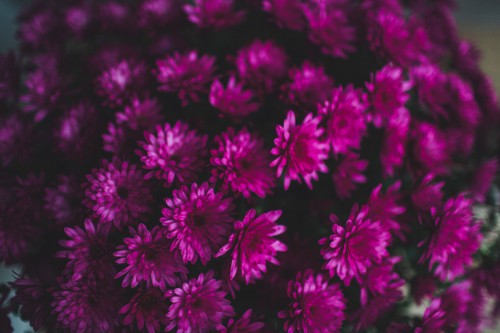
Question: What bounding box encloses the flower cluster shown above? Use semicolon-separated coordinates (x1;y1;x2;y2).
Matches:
1;0;499;332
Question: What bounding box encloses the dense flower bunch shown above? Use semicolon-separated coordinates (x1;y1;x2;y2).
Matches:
1;0;500;332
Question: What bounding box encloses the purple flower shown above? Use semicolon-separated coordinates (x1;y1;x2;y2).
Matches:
0;115;33;167
64;5;92;36
282;61;334;110
165;271;235;332
115;224;187;290
161;182;235;265
138;0;181;28
51;276;123;333
119;287;169;333
84;159;152;229
219;309;265;333
17;7;58;49
366;64;412;128
138;121;208;186
411;121;450;176
412;174;444;212
332;152;368;199
470;159;497;203
211;127;276;198
44;175;84;227
209;77;260;119
271;111;329;190
366;182;405;237
319;205;391;285
235;40;288;94
319;85;369;155
263;0;305;31
419;194;481;281
278;270;346;333
116;96;163;131
184;0;245;29
95;59;149;107
155;51;216;104
56;219;115;281
303;0;356;57
381;108;410;177
216;209;287;284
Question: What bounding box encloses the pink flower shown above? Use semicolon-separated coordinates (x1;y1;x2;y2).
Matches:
366;182;406;237
211;127;276;198
411;121;450;176
319;85;368;155
381;107;410;177
114;224;187;290
184;0;245;29
119;287;169;333
412;174;445;212
155;51;216;104
137;121;208;186
219;309;265;333
271;111;329;190
278;270;346;333
209;77;260;119
161;182;235;265
115;96;163;131
332;152;368;199
216;209;287;284
165;271;235;332
319;205;391;285
263;0;305;31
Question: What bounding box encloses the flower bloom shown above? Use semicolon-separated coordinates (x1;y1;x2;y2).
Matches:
366;182;405;237
209;77;260;119
115;96;163;131
271;111;329;190
332;152;368;199
83;158;152;229
184;0;245;29
216;209;287;284
319;85;368;155
319;205;391;285
138;121;208;186
155;51;216;104
44;175;83;227
114;224;187;290
263;0;305;31
411;121;450;175
161;182;235;264
211;127;276;198
165;271;234;332
219;309;265;333
119;287;169;333
278;270;346;333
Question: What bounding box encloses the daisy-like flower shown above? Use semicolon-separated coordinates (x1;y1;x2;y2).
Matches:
56;219;115;281
116;96;163;131
319;205;391;286
412;174;445;212
303;0;356;58
419;194;481;281
51;277;123;333
211;127;275;198
411;121;450;176
209;77;260;119
44;175;84;227
319;85;369;155
184;0;245;30
215;209;287;284
263;0;305;31
271;111;329;190
366;64;412;128
119;287;169;333
366;182;405;237
84;159;152;229
282;61;334;110
114;224;187;290
278;270;346;333
161;182;235;265
165;271;235;332
332;152;368;199
235;40;288;94
138;121;208;186
155;51;216;105
95;59;148;107
219;309;265;333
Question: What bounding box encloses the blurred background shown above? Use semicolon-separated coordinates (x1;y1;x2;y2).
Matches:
0;0;499;332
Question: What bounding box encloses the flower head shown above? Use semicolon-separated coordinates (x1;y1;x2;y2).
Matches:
119;287;169;333
209;77;260;119
165;271;235;332
332;152;368;199
366;182;405;237
184;0;245;29
263;0;305;31
211;127;275;198
271;111;329;190
116;96;163;131
411;121;450;176
138;0;181;28
319;205;391;285
115;224;187;290
161;182;235;265
219;309;265;333
138;121;208;186
278;270;346;333
216;209;287;284
412;174;445;212
44;175;84;227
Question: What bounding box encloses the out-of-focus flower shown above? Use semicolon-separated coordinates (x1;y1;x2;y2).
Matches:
332;152;368;199
263;0;305;31
119;287;169;333
184;0;245;29
219;309;265;333
411;121;450;176
381;108;410;177
44;175;84;227
210;77;260;119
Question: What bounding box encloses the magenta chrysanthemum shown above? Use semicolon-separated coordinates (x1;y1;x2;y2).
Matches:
165;271;235;332
114;224;187;290
219;309;265;333
44;175;83;227
278;270;346;333
115;96;163;131
271;111;329;190
184;0;245;29
161;182;234;265
84;158;152;229
119;287;169;333
216;209;287;284
412;174;445;212
366;182;405;237
332;152;368;199
411;121;450;175
155;51;216;104
319;85;368;155
209;77;260;119
319;205;391;285
263;0;305;31
138;121;208;186
211;127;276;198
